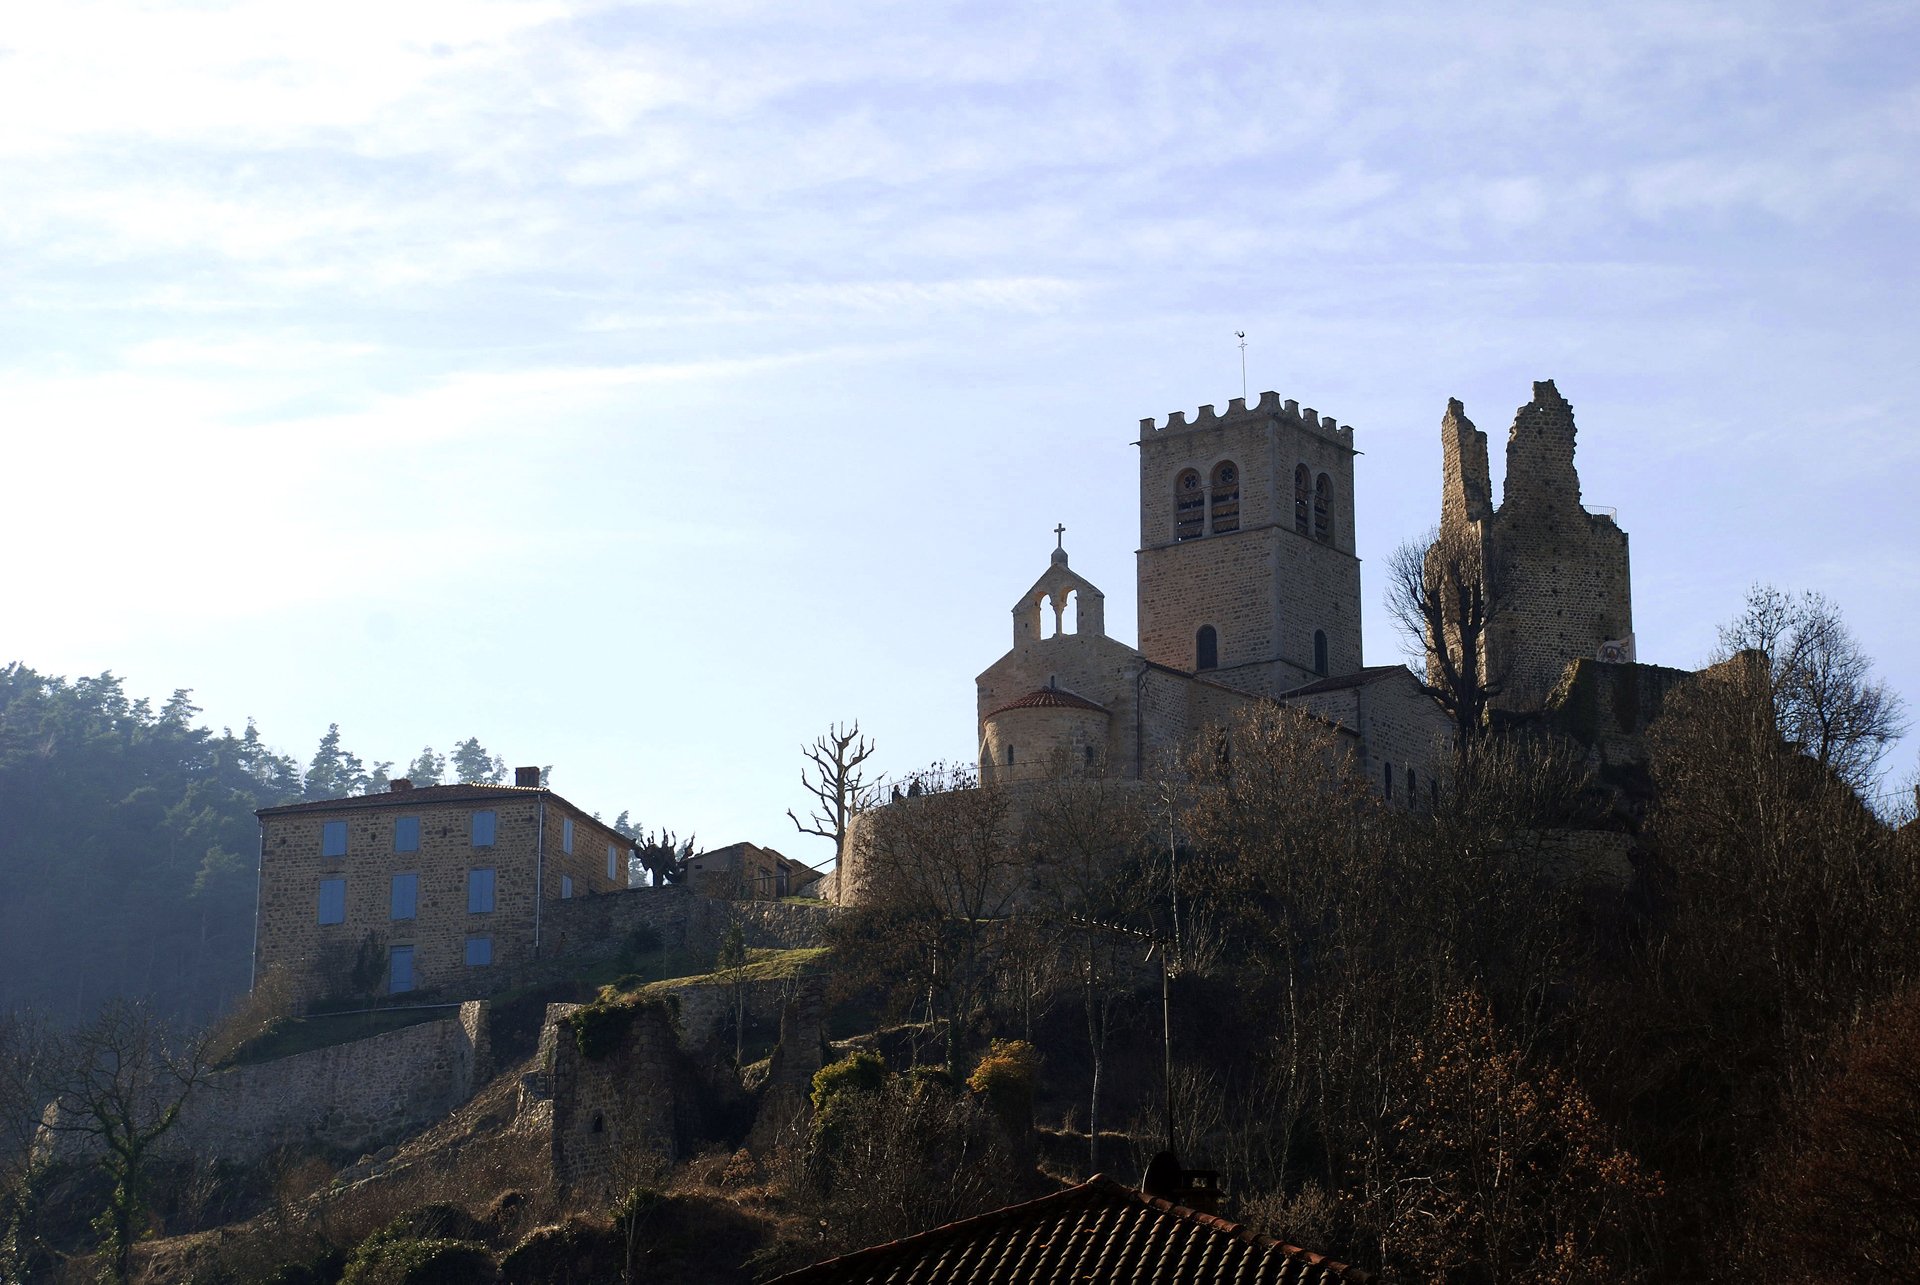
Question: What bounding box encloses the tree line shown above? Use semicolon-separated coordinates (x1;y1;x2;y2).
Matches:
0;662;525;1025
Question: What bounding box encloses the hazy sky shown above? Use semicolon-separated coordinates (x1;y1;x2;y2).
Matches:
6;0;1917;863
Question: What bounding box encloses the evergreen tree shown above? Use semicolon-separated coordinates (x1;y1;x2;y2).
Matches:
449;737;506;785
407;745;445;786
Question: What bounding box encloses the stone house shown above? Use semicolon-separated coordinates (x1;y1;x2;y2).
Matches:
684;841;824;899
254;767;637;1008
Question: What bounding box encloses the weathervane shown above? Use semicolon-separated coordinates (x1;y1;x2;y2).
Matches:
1235;331;1248;401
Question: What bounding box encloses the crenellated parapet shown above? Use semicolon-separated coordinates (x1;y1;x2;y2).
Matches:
1138;390;1356;450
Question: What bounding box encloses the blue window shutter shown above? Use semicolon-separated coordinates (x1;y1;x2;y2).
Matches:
317;877;346;924
561;875;573;899
468;867;495;913
472;810;497;846
391;873;418;920
394;816;420;853
389;946;414;993
607;844;618;883
465;937;492;966
562;818;574;853
322;820;348;858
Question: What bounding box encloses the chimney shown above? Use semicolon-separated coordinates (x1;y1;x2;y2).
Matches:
389;779;413;793
514;766;541;788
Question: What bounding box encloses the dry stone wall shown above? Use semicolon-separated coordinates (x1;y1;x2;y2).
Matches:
549;1000;678;1190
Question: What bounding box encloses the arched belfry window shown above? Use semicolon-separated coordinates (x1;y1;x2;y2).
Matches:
1313;472;1332;542
1384;761;1394;800
1294;465;1311;534
1313;629;1329;676
1174;470;1204;541
1196;625;1218;671
1209;461;1239;534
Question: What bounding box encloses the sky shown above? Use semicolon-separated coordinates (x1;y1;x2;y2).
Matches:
5;0;1918;864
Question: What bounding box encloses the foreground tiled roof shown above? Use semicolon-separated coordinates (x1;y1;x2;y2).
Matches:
768;1175;1369;1284
983;686;1109;719
1280;665;1409;698
259;782;555;818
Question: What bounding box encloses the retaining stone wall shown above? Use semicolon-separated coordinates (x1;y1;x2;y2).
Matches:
162;1000;490;1164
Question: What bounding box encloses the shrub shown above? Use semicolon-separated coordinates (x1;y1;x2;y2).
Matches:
340;1233;495;1285
967;1039;1041;1124
809;1051;887;1114
561;1000;639;1061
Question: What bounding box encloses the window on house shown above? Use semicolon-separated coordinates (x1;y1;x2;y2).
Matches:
1006;744;1016;766
394;816;420;853
1174;469;1204;540
1210;460;1239;534
1084;744;1096;767
322;820;348;858
317;877;346;925
468;867;496;913
389;945;415;994
471;810;497;847
1196;625;1218;671
1314;630;1329;677
561;875;573;899
1294;464;1311;534
607;843;619;883
465;937;493;967
1384;761;1394;800
390;873;418;920
562;818;574;853
1406;768;1418;807
1314;472;1332;542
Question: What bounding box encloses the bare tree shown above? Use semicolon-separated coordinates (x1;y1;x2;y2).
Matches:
787;721;877;871
1385;525;1503;746
44;1001;208;1284
1717;584;1908;793
0;1011;55;1281
837;774;1022;1079
1023;761;1155;1172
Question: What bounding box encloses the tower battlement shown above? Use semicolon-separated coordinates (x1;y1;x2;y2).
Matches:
1138;390;1355;448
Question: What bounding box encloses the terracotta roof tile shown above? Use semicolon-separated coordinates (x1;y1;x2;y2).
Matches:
1280;666;1409;698
767;1175;1369;1284
983;686;1109;719
258;782;554;818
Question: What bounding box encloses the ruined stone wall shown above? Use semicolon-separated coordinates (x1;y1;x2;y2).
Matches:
1483;382;1633;711
1543;657;1700;771
161;1000;490;1164
549;1000;678;1191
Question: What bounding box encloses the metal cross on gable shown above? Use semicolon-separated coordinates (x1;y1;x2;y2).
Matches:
1054;523;1066;550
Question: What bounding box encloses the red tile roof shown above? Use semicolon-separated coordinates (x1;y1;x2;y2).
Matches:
258;782;554;818
767;1174;1369;1284
1280;665;1409;698
983;686;1109;719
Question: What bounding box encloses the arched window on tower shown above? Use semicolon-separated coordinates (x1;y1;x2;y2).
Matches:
1384;761;1394;800
1294;465;1311;534
1174;470;1204;541
1196;625;1218;671
1210;460;1239;534
1313;472;1332;542
1313;629;1328;676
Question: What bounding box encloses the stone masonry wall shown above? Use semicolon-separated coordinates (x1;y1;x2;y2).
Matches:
257;791;636;1010
1136;393;1362;698
162;1000;490;1164
538;884;831;967
1483;382;1633;711
549;1000;678;1191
